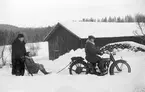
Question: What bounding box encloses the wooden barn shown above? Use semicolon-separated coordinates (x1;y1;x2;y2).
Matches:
44;22;143;60
44;23;81;60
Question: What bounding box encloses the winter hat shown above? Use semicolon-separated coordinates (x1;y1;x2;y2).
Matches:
17;33;24;38
88;35;95;39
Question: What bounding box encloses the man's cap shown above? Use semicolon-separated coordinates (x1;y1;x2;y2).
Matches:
88;35;95;39
17;34;24;38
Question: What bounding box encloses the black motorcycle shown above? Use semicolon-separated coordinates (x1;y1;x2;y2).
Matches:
69;52;131;76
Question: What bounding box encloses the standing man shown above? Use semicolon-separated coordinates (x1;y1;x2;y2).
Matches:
12;33;26;76
85;35;104;74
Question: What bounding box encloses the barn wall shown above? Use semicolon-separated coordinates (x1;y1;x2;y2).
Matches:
47;23;145;60
48;26;80;60
81;36;145;48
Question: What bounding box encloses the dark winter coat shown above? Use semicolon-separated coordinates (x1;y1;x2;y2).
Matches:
11;37;26;75
85;40;102;63
24;56;40;74
12;38;26;59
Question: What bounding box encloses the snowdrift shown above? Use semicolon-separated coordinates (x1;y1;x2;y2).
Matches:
0;41;145;92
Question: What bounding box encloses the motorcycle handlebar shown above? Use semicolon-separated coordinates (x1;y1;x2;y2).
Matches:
103;51;116;55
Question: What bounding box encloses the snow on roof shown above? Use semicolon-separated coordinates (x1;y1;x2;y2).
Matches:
60;22;139;38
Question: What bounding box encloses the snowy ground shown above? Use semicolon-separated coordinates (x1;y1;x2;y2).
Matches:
0;41;145;92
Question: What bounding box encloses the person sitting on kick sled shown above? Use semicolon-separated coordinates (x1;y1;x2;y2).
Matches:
23;52;51;75
85;35;105;75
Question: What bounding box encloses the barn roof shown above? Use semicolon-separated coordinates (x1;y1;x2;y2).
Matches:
60;22;139;38
44;22;139;41
44;22;81;41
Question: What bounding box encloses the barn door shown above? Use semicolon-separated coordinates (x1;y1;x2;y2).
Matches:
49;36;60;60
53;36;61;59
49;36;67;60
49;40;55;60
54;36;67;59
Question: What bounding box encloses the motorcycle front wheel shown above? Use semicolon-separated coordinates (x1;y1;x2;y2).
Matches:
109;60;131;75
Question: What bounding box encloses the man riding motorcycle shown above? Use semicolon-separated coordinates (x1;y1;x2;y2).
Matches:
85;35;105;75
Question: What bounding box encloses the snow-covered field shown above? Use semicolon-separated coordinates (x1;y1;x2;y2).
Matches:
0;41;145;92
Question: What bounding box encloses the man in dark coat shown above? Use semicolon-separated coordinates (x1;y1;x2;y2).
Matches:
11;34;26;76
85;35;105;74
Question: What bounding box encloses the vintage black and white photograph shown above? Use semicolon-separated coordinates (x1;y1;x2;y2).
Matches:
0;0;145;92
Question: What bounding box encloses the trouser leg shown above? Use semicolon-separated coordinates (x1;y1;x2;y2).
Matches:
39;64;49;75
12;60;16;75
19;62;25;76
94;56;105;73
90;62;97;74
14;58;25;76
98;60;105;73
12;59;20;76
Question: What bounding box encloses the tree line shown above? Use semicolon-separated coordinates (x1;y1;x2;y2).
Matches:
79;15;135;22
0;26;52;46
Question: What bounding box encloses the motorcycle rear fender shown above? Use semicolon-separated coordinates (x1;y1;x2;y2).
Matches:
71;57;84;62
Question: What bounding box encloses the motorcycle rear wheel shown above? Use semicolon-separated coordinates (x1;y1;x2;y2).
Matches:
69;61;89;75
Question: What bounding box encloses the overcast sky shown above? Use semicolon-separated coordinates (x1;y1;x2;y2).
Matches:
0;0;145;27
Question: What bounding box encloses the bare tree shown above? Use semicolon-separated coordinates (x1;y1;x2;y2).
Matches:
0;46;6;66
0;31;8;66
27;33;41;56
27;43;40;56
133;14;145;42
0;31;19;67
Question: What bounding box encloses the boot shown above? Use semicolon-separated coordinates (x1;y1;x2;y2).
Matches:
90;68;96;74
40;69;51;75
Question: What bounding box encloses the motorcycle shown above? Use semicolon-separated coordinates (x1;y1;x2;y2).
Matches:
69;51;131;76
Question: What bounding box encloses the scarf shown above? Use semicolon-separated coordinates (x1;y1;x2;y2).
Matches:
86;39;95;45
